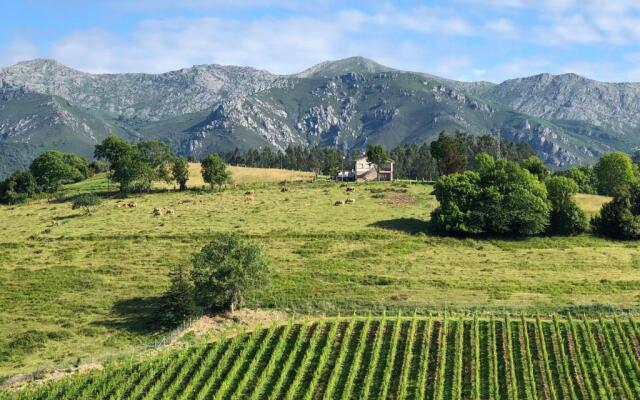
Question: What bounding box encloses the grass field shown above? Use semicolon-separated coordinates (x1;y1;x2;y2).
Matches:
0;166;637;379
153;163;317;189
5;315;640;399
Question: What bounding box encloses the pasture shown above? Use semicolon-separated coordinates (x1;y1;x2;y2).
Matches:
5;315;640;400
0;166;637;378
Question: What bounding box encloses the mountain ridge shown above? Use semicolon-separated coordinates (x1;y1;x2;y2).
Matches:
1;56;638;178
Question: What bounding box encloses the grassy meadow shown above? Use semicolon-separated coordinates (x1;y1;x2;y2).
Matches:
0;166;637;378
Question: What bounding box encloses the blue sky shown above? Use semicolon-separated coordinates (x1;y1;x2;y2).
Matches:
2;0;640;82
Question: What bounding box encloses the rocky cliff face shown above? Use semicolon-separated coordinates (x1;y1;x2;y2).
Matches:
0;56;638;178
487;73;640;143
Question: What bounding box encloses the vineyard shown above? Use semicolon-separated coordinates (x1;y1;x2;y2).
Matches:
3;315;640;399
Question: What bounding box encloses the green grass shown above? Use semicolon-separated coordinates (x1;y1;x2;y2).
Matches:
4;315;639;400
0;170;638;378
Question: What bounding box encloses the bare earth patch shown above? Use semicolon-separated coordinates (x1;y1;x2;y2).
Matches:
171;308;289;344
379;194;416;205
2;363;103;392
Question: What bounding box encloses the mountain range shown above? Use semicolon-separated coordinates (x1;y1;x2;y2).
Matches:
1;56;639;178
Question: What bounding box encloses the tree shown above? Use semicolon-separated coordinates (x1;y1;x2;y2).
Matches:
111;152;155;193
29;151;83;192
559;166;597;194
201;154;230;190
430;131;467;175
592;194;640;239
172;156;190;191
160;265;196;327
366;144;388;180
61;153;90;180
0;170;37;204
593;152;639;196
95;136;136;191
94;136;135;166
71;193;102;215
137;140;175;183
521;155;549;181
545;176;587;235
431;154;550;236
191;233;268;313
430;171;481;234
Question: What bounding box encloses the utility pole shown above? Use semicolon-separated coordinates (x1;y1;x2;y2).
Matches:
494;128;501;160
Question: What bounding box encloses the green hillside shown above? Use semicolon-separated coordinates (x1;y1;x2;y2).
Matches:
0;172;637;378
4;315;640;399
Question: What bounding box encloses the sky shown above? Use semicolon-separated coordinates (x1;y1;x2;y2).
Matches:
1;0;640;82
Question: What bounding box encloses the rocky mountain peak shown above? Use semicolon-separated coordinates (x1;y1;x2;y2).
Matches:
294;56;395;78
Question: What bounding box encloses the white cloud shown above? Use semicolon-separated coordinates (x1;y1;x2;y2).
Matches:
0;39;38;68
41;5;477;75
485;18;516;35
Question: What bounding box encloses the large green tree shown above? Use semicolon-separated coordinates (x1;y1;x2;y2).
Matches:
94;136;135;165
593;152;639;196
111;152;155;192
201;154;230;190
29;151;84;192
95;136;136;191
191;233;268;313
137;140;175;183
430;131;467;175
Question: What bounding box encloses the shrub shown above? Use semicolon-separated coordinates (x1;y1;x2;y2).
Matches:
0;170;37;204
431;154;550;235
71;193;102;215
89;159;110;174
160;265;196;327
191;233;268;313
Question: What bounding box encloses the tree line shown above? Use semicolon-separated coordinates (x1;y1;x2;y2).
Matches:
220;131;535;180
0;136;232;203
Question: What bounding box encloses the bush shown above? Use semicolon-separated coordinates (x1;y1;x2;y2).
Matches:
592;186;640;239
71;193;102;215
431;154;550;236
191;233;268;313
0;170;37;204
160;266;196;327
89;159;110;174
